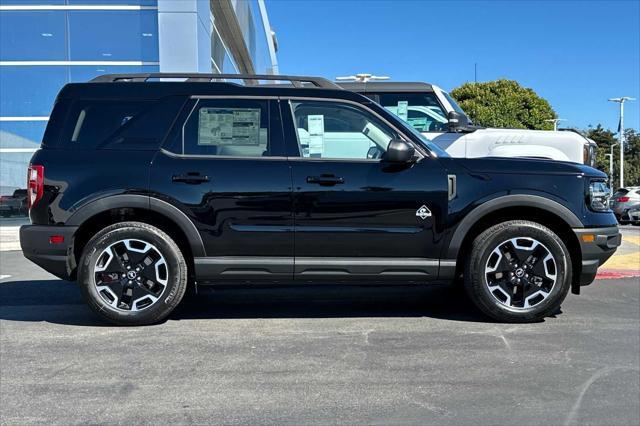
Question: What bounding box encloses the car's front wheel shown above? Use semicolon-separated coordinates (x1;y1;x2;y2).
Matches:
78;221;188;325
464;220;572;322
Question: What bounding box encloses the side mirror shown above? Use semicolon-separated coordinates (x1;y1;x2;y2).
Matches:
385;139;415;163
448;110;468;132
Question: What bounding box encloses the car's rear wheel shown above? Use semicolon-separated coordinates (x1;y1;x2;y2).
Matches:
464;220;572;322
78;221;187;325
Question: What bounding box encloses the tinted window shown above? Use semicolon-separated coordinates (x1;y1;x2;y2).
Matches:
290;101;400;160
182;99;271;157
59;97;183;150
376;92;448;133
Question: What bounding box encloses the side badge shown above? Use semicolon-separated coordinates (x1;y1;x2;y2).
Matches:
416;205;432;220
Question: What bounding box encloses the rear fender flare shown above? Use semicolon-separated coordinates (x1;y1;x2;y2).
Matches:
66;194;206;257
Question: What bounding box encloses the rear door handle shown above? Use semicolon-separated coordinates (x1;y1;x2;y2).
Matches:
172;173;210;184
306;175;345;186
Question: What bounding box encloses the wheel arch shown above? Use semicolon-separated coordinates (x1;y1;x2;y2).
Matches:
68;195;205;278
446;195;583;292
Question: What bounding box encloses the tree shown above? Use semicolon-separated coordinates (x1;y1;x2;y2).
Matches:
588;125;640;188
450;79;557;130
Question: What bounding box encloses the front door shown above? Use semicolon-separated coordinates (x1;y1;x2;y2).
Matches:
150;98;293;282
282;99;449;282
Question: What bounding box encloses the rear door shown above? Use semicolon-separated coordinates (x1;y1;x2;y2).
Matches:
150;97;294;282
281;98;449;282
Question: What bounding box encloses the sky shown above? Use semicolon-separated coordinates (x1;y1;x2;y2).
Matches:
268;0;640;132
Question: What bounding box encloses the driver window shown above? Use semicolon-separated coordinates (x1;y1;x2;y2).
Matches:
290;101;398;160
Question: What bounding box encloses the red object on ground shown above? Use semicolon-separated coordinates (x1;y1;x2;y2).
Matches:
596;269;640;280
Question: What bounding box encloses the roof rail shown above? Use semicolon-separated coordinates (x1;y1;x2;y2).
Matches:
90;73;341;89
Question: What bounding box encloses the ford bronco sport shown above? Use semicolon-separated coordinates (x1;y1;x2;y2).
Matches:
20;73;621;325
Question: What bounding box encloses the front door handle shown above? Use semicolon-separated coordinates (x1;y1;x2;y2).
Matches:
306;175;345;186
172;173;210;184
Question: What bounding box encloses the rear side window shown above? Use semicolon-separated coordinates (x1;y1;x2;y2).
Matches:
56;97;184;150
179;99;279;157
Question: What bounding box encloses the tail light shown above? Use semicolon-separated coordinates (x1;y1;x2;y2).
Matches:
617;196;630;203
27;164;44;210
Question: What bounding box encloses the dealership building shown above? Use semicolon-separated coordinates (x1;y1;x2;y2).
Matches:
0;0;279;195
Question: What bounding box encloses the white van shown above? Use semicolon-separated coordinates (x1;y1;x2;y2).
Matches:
339;81;597;165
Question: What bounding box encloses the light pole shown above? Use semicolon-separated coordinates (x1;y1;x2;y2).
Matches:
605;142;617;194
544;118;566;131
608;97;635;188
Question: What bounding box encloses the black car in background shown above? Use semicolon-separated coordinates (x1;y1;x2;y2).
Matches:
20;73;621;325
0;188;27;217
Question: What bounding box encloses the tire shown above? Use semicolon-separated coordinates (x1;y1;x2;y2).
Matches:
78;221;188;325
464;220;572;323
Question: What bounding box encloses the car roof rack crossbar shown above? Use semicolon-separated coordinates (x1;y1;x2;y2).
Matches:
90;73;341;89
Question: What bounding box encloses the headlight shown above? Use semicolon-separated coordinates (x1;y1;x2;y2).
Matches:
589;180;610;211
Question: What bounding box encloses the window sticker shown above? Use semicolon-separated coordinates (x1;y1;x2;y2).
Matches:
407;117;428;131
397;101;409;122
307;114;325;157
198;108;261;146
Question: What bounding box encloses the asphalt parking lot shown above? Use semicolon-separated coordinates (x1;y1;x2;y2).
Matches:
0;248;638;425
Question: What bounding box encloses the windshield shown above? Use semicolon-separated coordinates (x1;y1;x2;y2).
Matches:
364;101;449;157
376;93;449;133
402;120;450;157
441;90;467;116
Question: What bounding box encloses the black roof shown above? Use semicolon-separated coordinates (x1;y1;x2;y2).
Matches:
338;81;434;93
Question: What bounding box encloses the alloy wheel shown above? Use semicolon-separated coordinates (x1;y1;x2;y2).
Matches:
94;239;169;312
484;237;557;310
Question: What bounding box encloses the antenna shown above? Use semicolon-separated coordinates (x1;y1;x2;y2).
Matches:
335;73;390;83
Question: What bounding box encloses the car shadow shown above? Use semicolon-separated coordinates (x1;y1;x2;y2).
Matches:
0;279;491;326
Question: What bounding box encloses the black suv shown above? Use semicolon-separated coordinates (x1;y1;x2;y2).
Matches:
20;73;621;325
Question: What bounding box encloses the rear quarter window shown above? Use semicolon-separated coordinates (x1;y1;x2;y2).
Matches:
54;97;185;150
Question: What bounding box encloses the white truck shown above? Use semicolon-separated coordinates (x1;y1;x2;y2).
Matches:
338;81;597;165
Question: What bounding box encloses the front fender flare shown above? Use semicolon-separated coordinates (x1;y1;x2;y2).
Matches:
445;194;583;259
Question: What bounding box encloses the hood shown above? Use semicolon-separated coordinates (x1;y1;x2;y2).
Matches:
461;128;592;163
451;156;606;179
475;128;589;142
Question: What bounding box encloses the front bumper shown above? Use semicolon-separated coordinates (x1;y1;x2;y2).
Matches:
20;225;78;280
573;226;621;287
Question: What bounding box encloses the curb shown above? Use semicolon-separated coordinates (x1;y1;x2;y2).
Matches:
596;269;640;280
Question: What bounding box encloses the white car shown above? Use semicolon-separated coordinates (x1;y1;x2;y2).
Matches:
339;82;597;165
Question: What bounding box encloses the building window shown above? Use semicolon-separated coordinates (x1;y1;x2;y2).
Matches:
68;10;159;61
0;11;67;61
0;66;67;116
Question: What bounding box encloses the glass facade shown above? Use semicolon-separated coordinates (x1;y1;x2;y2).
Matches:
0;0;278;203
